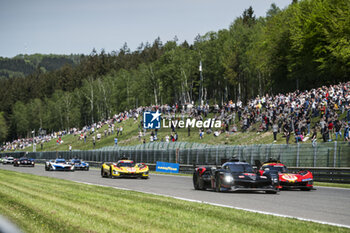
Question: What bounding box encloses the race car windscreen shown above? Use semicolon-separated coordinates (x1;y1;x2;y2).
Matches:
118;162;134;167
227;164;254;173
56;159;66;163
263;165;287;173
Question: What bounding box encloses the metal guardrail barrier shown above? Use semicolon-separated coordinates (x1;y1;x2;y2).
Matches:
27;160;350;184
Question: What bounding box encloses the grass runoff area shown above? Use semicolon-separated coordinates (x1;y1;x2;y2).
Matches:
314;182;350;189
20;111;348;152
0;170;349;233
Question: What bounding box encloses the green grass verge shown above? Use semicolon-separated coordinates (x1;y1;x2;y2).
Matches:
0;170;348;233
314;182;350;189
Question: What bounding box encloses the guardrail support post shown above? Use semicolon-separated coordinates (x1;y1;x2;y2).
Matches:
313;144;317;167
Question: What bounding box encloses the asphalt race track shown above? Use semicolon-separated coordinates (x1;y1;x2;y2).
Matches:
1;164;350;228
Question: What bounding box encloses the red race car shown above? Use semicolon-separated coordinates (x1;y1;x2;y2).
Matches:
258;160;314;191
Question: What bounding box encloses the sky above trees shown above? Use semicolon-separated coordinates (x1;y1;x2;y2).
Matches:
0;0;290;58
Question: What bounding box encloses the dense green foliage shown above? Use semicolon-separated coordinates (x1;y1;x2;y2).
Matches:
0;54;80;79
0;0;349;141
0;169;348;233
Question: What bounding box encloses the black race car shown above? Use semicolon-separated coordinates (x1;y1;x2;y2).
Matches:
13;157;35;167
193;161;278;194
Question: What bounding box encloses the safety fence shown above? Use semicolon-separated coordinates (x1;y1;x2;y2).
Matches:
1;141;349;168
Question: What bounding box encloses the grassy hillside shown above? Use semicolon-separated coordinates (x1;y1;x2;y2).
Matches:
18;111;348;152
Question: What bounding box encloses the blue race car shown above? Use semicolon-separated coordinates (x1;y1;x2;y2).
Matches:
45;158;75;171
70;158;89;171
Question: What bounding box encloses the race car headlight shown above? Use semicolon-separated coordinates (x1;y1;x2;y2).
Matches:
302;178;313;182
113;170;119;175
224;174;234;183
273;177;279;183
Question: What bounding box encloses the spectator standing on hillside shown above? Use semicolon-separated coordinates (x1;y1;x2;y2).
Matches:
199;130;204;139
283;122;291;144
306;117;311;135
344;122;349;142
138;131;142;141
92;136;96;149
335;121;342;140
328;120;334;141
114;137;118;146
323;126;330;142
319;118;326;135
272;122;278;142
311;128;317;147
119;126;123;135
69;144;72;151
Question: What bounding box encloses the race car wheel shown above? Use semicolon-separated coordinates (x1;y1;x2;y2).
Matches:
109;166;113;178
193;173;200;190
141;176;149;179
101;167;106;177
86;167;89;171
215;174;222;192
266;190;277;194
301;188;311;191
193;172;206;190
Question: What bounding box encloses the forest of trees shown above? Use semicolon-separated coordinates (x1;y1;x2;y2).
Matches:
0;0;349;142
0;54;81;79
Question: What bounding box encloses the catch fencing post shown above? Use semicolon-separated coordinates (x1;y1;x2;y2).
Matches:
313;144;317;167
327;149;330;167
333;141;337;168
216;146;219;165
296;143;300;167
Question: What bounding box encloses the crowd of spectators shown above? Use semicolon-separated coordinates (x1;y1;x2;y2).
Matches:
1;82;349;152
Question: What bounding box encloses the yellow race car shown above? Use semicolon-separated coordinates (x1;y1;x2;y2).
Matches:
101;159;149;179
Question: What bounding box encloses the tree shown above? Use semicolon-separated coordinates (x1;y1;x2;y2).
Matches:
12;101;29;138
0;112;7;143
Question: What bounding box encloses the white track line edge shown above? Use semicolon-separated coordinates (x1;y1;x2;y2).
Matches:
73;180;350;229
